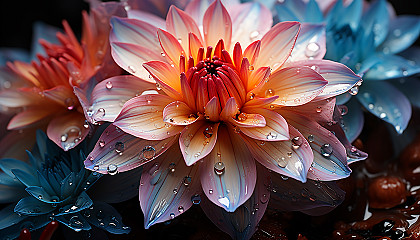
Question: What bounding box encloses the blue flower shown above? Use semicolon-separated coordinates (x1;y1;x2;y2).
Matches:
274;0;420;137
0;130;131;240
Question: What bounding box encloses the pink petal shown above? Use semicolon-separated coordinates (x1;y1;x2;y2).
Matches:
200;125;256;212
143;61;182;99
269;172;345;213
289;23;326;61
185;0;212;32
285;98;336;125
139;144;201;228
157;29;185;69
189;32;204;62
230;2;273;49
114;94;184;140
85;123;177;174
43;86;77;108
200;163;270;239
85;75;158;123
126;10;166;30
247;66;270;92
166;6;203;54
243;40;261;66
111;42;164;81
7;107;54;130
204;97;221;122
255;21;300;71
220;97;239;120
279;110;351;181
241;125;312;182
229;113;266;128
179;121;219;166
252;66;327;106
203;0;232;50
238;108;289;141
284;60;362;100
162;101;199;125
0;89;43;107
110;17;162;54
47;111;89;151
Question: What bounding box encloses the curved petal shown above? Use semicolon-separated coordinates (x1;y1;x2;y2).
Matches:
56;213;91;232
391;77;420;109
7;107;53;130
0;89;43;108
203;0;232;50
269;172;345;213
0;184;27;204
254;21;300;71
253;66;327;106
46;111;89;151
163;101;198;125
229;2;272;49
111;42;164;80
356;80;411;134
85;123;177;174
342;99;364;143
289;23;326;61
85;75;158;123
200;163;270;240
0;204;28;229
200;125;256;212
0;158;35;179
361;0;389;47
285;98;336;124
127;10;166;29
139;144;201;229
204;97;221;122
166;6;203;54
179;121;219;166
378;15;420;54
14;197;54;216
83;202;130;234
114;94;184;140
157;29;185;69
284;60;362;100
279;110;351;181
363;54;420;80
241;125;312;182
143;61;182;97
238;108;288;141
42;86;75;108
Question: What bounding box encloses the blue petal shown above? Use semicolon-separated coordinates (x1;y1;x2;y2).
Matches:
14;197;54;216
0;215;49;240
336;93;352;105
357;80;411;133
363;54;420;80
0;158;34;179
26;186;62;204
0;204;27;230
361;0;389;46
11;169;39;187
60;172;77;199
38;171;58;197
56;212;91;232
30;22;62;60
83;202;130;234
0;183;27;204
378;15;420;54
0;48;30;65
342;99;364;143
88;166;141;204
57;192;93;216
35;130;48;163
304;0;323;23
391;77;420;109
327;0;362;31
275;0;305;22
399;46;420;67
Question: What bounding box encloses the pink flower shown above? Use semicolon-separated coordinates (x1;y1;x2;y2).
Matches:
0;2;125;151
84;0;365;234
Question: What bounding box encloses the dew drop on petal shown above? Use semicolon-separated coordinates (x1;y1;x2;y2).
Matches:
139;146;156;161
114;142;124;154
260;193;269;204
178;206;184;213
237;112;247;121
214;162;225;175
249;31;259;41
168;162;176;173
107;164;118;175
266;132;278;140
348;86;359;95
191;194;201;204
170;213;175;219
203;126;213;138
320;143;333;157
307;134;314;143
265;88;275;97
98;140;105;148
291;136;302;150
316;107;322;113
65;98;75;110
106;81;113;89
248;65;254;71
93;165;99;171
127;65;136;73
209;189;213;194
183;176;192;186
305;42;320;58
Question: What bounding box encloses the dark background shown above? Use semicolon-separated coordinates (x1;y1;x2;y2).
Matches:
0;0;419;51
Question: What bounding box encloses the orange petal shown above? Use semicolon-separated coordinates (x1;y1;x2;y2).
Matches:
163;101;199;126
203;0;232;50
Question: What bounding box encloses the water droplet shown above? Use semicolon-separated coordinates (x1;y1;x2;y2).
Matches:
160;52;166;57
98;140;105;148
156;83;162;90
316;107;322;113
291;136;302;149
249;31;259;41
65;98;75;110
183;176;192;186
237;112;247;121
307;134;314;143
305;42;320;58
248;65;254;71
287;152;292;158
107;164;118;175
214;162;225;175
106;81;113;89
168;163;176;173
93;165;99;171
266;132;278;140
191;194;201;204
170;213;175;219
203;126;213;138
339;105;348;115
173;188;178;194
128;65;136;73
61;134;68;142
249;92;255;100
139;146;156;161
114;142;124;154
320;143;333;157
348;86;359;95
265;88;275;97
69;216;83;231
260;193;269;204
94;108;106;119
393;29;401;37
379;112;387;119
178;206;184;213
209;189;213;194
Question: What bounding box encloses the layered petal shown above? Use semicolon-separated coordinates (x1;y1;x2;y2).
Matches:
163;101;199;126
7;107;53;130
143;61;182;99
114;94;184;140
200;125;256;212
85;123;177;174
289;23;326;61
139;144;201;228
203;0;232;50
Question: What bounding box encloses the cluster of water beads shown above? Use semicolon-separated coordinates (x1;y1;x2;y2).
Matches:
60;126;83;151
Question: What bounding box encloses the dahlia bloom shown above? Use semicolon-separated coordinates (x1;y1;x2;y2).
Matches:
84;0;364;234
275;0;420;139
0;1;126;151
0;131;130;239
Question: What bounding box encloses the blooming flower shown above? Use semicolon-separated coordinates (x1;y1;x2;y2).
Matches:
84;0;364;237
0;130;131;240
275;0;420;139
0;1;126;151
